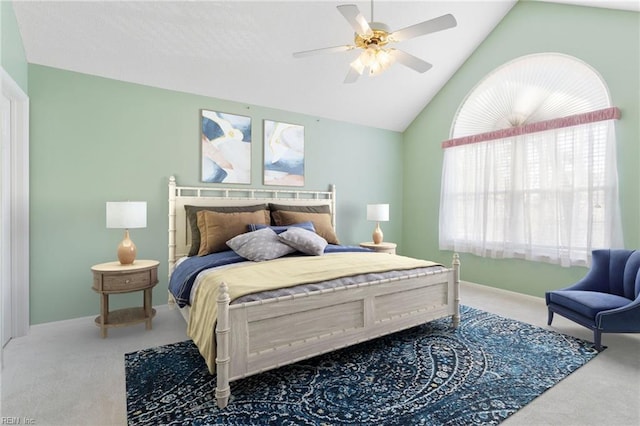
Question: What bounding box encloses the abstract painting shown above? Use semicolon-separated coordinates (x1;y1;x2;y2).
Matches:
201;110;251;184
263;120;304;186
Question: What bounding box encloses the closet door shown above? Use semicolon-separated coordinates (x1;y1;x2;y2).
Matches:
1;93;11;349
0;68;30;357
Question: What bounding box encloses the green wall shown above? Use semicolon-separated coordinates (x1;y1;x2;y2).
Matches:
402;1;640;296
1;1;28;92
28;65;403;324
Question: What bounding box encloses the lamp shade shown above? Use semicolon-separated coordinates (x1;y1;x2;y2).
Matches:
367;204;389;222
106;201;147;229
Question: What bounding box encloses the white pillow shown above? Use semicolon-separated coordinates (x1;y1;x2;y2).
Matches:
278;227;328;256
226;228;296;261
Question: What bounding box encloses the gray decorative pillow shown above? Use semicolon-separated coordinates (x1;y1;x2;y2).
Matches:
226;228;296;261
278;227;328;256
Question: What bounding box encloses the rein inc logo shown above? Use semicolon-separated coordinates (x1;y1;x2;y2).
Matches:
1;418;35;425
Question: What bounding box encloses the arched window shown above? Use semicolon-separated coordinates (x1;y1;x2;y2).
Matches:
439;53;623;267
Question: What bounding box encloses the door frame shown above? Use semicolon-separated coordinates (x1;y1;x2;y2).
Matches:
1;66;30;345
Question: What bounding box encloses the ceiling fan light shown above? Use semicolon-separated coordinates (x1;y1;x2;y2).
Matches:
369;62;384;76
377;49;394;68
366;47;394;77
360;47;378;67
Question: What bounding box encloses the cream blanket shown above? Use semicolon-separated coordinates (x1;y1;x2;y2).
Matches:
187;252;439;373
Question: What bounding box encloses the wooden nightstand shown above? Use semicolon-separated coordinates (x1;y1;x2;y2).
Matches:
360;242;397;254
91;259;159;338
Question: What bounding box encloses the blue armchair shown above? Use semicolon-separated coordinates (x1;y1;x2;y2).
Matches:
546;249;640;351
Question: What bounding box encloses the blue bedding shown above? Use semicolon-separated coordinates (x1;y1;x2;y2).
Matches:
169;245;371;308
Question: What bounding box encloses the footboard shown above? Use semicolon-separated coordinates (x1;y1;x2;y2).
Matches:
215;254;460;408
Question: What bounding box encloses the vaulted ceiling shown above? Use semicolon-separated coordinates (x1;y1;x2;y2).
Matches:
12;1;639;132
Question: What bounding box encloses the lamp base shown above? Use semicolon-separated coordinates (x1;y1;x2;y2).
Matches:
117;229;137;265
372;222;384;244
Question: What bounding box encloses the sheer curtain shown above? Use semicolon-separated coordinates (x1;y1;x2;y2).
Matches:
439;111;623;267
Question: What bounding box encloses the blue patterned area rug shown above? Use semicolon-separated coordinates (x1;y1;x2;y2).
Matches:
125;306;598;425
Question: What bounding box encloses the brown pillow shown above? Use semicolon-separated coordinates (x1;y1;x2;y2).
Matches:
269;203;331;218
185;204;268;256
196;209;270;256
271;210;339;244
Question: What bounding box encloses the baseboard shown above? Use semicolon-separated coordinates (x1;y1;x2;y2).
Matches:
461;280;545;302
27;304;173;331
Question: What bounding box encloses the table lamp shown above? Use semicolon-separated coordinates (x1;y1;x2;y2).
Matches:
106;201;147;265
367;204;389;244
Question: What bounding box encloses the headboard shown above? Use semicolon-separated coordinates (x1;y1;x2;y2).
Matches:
168;176;336;275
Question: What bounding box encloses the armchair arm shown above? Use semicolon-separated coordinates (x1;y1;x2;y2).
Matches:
596;296;640;332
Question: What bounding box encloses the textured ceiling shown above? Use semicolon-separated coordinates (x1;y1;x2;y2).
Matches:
11;1;639;132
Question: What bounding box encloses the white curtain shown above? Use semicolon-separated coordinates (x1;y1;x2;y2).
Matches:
439;119;623;267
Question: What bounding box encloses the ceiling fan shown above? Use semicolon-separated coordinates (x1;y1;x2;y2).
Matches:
292;2;457;83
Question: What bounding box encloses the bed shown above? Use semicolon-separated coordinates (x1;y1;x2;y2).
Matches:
167;176;460;408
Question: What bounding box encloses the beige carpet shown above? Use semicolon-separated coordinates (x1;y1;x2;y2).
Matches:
1;281;639;425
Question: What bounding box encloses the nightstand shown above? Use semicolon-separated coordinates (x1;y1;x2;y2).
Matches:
360;242;397;254
91;259;159;338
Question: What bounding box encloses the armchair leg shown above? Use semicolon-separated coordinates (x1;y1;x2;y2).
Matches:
547;309;554;326
594;329;603;351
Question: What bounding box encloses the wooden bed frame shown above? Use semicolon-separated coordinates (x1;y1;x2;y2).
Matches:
167;176;460;408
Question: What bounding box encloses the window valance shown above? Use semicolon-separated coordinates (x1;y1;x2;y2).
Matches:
442;107;620;149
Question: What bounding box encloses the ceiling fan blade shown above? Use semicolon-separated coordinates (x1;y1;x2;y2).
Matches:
337;4;373;37
293;45;354;58
344;65;361;84
390;14;457;42
390;49;433;73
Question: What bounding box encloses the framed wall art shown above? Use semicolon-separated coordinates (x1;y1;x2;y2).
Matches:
201;110;251;184
263;120;305;187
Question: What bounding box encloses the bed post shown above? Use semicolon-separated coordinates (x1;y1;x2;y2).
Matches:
168;176;177;278
216;282;231;408
330;184;336;230
452;253;461;328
